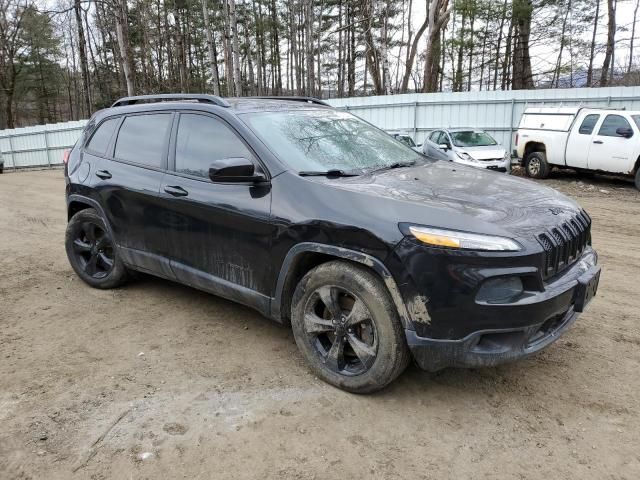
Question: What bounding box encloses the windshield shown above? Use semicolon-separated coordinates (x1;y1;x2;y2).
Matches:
450;131;497;147
241;109;423;172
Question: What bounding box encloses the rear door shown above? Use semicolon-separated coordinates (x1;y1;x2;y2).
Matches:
565;113;600;168
157;112;273;308
587;114;637;173
93;112;174;277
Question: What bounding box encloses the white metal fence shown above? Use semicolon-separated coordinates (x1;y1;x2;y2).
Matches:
326;86;640;152
0;120;87;169
2;86;640;170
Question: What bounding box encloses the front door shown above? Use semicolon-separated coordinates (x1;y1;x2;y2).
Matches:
157;112;274;309
587;114;637;173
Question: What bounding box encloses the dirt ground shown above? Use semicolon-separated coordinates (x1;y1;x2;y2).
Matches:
1;168;639;479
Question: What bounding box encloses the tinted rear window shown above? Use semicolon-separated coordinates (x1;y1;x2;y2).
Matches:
578;114;600;135
114;114;172;167
86;118;119;155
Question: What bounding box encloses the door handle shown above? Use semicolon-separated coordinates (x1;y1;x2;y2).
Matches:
95;170;112;179
593;140;603;144
164;185;189;197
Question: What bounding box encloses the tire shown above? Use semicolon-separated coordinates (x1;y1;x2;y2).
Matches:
65;208;128;289
291;261;410;393
524;151;550;179
635;169;640;191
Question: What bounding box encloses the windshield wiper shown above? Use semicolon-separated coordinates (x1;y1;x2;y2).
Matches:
298;169;359;177
368;160;416;174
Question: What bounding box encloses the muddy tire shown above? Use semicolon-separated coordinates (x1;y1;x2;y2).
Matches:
65;208;129;289
291;261;410;393
525;151;550;179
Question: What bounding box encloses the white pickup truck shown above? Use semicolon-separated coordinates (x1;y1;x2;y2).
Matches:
515;106;640;190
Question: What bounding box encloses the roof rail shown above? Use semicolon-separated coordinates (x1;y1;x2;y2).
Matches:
249;96;330;106
111;94;230;108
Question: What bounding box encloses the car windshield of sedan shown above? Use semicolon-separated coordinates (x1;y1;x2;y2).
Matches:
450;131;497;147
241;109;424;173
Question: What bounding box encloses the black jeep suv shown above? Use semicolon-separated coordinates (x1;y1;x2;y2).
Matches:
64;94;600;393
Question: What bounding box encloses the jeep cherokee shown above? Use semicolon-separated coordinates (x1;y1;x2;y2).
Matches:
64;94;600;393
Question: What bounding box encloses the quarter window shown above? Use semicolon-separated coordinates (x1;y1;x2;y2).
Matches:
175;114;254;178
114;114;172;167
578;114;600;135
598;115;632;137
86;118;119;156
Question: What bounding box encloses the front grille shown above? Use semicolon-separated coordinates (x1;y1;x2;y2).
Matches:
537;210;591;279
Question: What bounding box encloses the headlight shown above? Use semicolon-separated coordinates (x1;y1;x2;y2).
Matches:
407;225;522;251
456;151;475;161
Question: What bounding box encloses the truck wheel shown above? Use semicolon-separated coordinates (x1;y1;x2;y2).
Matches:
525;151;550;179
65;208;129;289
290;261;410;393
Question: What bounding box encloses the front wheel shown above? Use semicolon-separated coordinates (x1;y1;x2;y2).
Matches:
524;151;550;179
635;168;640;191
291;261;410;393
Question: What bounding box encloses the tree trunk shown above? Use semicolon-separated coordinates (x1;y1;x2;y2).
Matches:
422;0;450;93
115;0;135;96
600;0;616;86
401;14;429;93
73;0;91;115
202;0;221;95
511;0;533;90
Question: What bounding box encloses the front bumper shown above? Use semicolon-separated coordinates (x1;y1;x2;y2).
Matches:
394;244;600;371
407;306;579;371
453;157;511;172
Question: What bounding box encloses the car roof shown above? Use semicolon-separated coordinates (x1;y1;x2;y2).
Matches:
89;96;332;124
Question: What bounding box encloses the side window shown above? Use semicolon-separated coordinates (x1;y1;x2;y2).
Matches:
175;113;254;178
114;114;172;167
598;114;632;137
578;114;600;135
441;133;452;147
429;131;440;142
85;118;119;156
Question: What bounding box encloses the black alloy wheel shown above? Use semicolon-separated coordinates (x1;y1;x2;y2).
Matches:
303;285;378;376
71;221;115;279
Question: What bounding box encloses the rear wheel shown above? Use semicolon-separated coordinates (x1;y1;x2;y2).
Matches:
291;261;410;393
635;168;640;191
65;208;128;289
525;151;550;179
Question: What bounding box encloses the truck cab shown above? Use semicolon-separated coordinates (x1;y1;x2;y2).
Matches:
515;107;640;190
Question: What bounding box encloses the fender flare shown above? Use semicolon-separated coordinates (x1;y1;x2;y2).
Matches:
66;194;116;239
272;242;412;329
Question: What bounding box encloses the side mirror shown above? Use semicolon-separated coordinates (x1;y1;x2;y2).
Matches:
438;143;450;151
209;157;266;183
616;127;633;138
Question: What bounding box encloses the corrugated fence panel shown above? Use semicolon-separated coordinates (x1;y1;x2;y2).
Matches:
2;87;640;169
0;120;87;169
327;86;640;152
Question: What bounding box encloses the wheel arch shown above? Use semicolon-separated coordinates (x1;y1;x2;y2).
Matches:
272;243;411;329
67;195;115;238
524;141;546;160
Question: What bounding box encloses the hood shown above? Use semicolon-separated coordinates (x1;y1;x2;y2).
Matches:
323;160;582;244
457;145;506;161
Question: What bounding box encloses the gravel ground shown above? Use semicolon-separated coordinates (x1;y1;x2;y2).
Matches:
1;168;639;479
